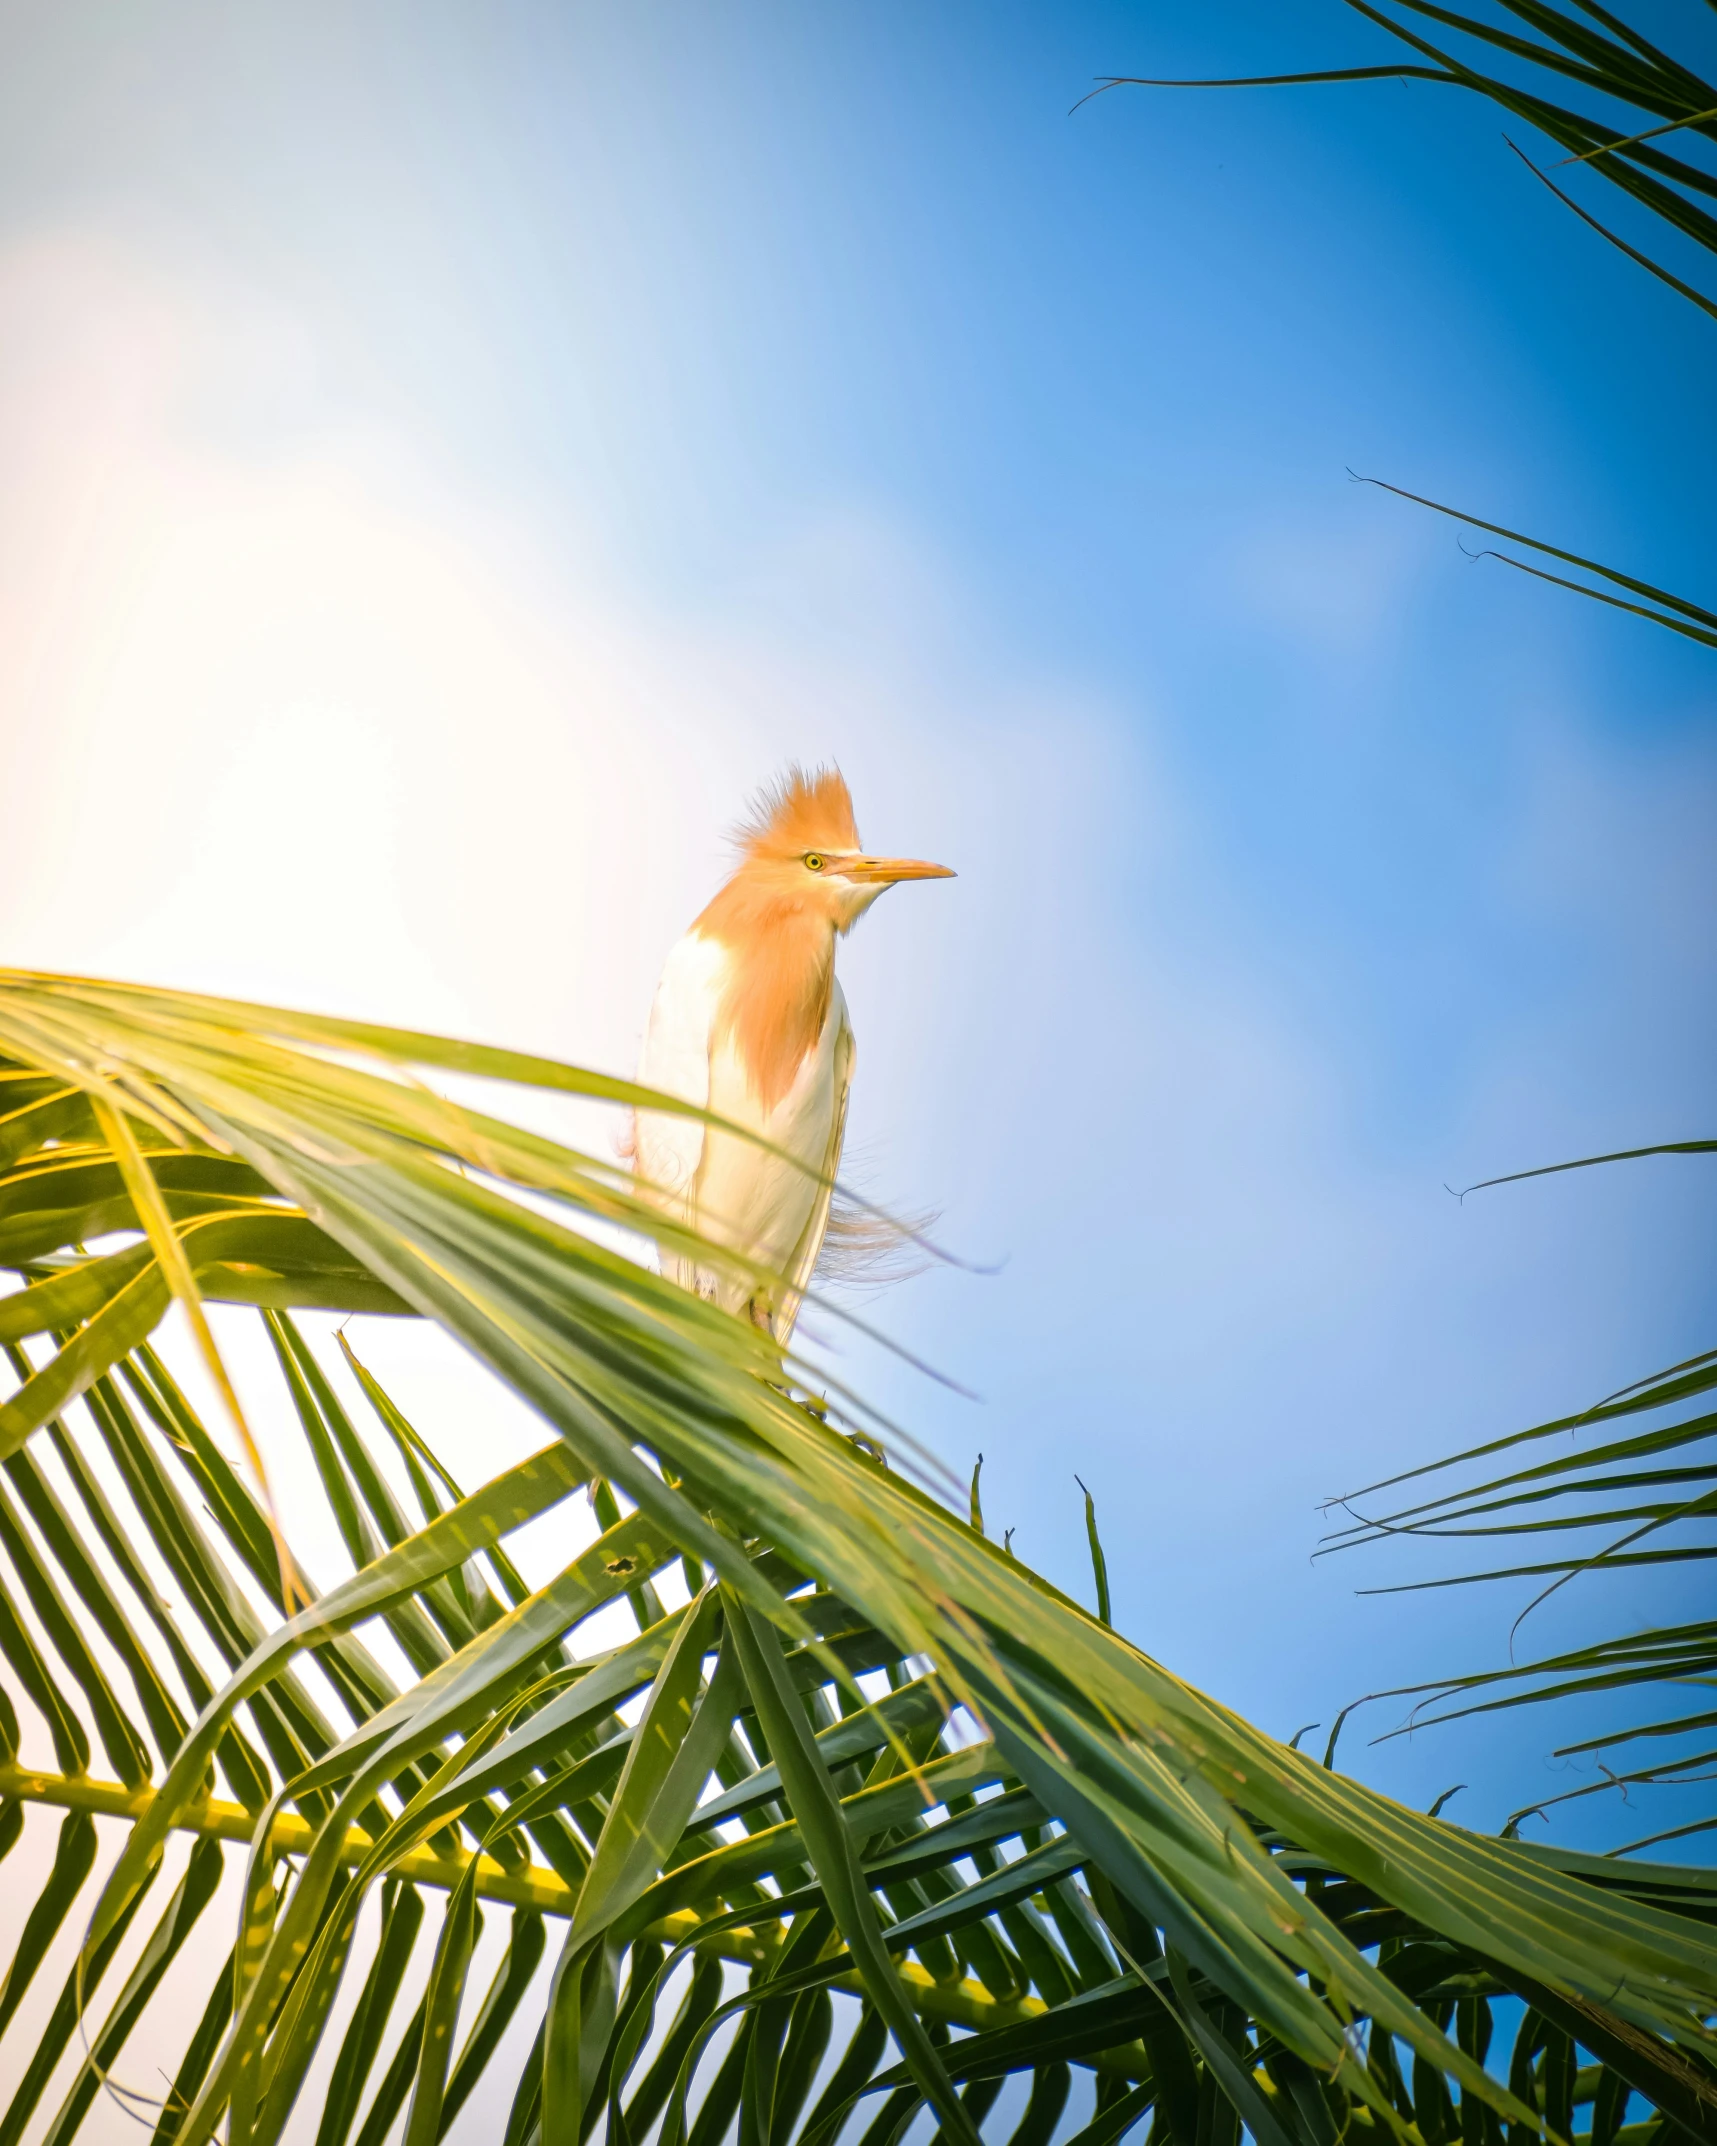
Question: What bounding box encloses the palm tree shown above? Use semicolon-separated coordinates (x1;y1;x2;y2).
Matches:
0;971;1708;2146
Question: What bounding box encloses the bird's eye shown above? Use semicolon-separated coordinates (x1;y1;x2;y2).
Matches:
804;853;826;872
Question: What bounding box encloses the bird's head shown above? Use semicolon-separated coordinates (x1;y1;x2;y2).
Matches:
729;764;954;933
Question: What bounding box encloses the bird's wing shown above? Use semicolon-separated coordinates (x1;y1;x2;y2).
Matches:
633;931;726;1215
774;994;855;1340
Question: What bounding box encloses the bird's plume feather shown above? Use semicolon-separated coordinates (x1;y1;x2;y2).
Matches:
731;763;860;861
814;1188;940;1293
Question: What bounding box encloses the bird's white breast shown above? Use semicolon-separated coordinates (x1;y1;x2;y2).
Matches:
634;928;849;1306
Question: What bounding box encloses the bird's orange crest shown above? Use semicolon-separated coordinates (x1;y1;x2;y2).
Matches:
732;764;861;862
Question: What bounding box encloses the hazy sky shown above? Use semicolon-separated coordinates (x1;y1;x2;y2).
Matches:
0;8;1713;2126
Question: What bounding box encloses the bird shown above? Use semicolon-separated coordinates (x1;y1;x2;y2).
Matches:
632;765;953;1341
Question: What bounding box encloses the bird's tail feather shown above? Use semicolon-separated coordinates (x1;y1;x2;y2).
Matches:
813;1188;939;1293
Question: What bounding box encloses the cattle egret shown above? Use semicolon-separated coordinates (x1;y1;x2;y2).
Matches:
634;765;953;1339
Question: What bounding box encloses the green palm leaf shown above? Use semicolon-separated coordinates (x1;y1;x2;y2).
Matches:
1326;1137;1716;1859
1089;1;1717;648
0;969;1709;2144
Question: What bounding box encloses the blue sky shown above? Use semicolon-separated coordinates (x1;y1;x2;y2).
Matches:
0;0;1712;1863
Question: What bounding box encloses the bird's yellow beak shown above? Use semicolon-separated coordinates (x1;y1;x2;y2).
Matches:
837;855;956;884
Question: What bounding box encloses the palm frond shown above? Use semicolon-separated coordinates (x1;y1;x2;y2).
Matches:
1089;1;1717;647
0;970;1710;2144
1326;1134;1716;1859
1093;0;1717;282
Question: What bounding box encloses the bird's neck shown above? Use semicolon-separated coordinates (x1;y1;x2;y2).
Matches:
695;882;836;1112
